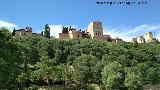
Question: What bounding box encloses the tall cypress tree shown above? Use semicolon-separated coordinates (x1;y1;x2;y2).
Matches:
44;24;50;38
12;28;16;36
41;30;43;36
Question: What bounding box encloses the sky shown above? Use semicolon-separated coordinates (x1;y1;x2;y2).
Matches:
0;0;160;41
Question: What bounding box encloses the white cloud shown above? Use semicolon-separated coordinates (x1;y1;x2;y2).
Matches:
0;20;18;29
156;31;160;41
49;25;63;38
104;24;160;42
49;25;78;38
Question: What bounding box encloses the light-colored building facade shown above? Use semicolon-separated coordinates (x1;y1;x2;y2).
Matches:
144;32;153;43
132;32;159;43
137;36;145;43
87;21;103;39
59;26;91;40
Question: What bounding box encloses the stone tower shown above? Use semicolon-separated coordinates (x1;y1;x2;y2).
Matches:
25;27;32;36
87;21;103;39
144;32;153;42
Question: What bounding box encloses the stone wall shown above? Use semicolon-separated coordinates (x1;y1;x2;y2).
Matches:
59;33;70;40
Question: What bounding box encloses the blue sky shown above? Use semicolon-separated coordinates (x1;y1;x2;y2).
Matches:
0;0;160;41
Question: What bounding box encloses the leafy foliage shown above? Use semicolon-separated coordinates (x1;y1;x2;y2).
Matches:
72;54;97;87
1;28;160;90
102;61;125;90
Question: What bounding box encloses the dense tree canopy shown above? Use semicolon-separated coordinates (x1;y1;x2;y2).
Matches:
0;28;160;89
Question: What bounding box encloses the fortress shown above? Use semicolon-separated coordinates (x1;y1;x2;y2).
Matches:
12;27;32;36
132;32;158;43
12;27;42;37
59;21;123;43
59;26;91;40
11;21;158;43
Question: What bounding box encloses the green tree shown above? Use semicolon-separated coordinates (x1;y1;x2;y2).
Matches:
124;68;143;90
0;28;23;89
41;30;43;36
146;67;160;84
72;54;97;89
44;24;50;38
101;61;125;90
31;51;63;85
0;27;12;42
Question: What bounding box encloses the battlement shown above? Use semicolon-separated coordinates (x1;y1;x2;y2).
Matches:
59;26;90;40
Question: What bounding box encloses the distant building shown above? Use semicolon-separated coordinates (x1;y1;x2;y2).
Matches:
12;27;42;37
103;35;112;42
12;27;32;37
144;32;153;43
59;27;70;40
132;38;137;44
87;21;103;39
110;37;123;43
87;21;122;42
59;26;91;40
132;32;159;43
114;37;124;43
59;21;123;43
137;36;145;43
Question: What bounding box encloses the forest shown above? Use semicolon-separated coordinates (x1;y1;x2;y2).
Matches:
0;27;160;90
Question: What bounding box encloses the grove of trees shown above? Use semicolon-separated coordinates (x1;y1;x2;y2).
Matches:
0;27;160;90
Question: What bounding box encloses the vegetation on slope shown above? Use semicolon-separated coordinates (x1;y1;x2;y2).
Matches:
0;28;160;90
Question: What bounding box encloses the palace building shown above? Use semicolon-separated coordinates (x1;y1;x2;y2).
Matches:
59;21;123;43
132;32;158;43
12;27;42;37
59;26;91;40
12;27;32;36
11;21;124;43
